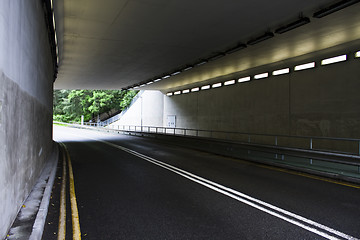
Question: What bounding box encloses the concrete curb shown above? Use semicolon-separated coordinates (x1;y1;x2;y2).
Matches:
29;143;59;240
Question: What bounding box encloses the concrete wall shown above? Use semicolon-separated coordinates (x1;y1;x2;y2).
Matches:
0;1;55;238
114;49;360;147
164;58;360;139
111;91;164;127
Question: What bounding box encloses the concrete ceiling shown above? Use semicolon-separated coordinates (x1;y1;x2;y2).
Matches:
53;0;360;90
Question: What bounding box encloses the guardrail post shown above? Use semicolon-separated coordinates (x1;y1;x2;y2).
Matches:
310;138;313;164
275;136;278;159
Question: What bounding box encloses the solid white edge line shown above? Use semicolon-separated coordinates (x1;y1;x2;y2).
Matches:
100;140;358;240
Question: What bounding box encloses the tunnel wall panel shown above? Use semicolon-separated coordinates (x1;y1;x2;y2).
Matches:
163;58;360;139
0;1;54;238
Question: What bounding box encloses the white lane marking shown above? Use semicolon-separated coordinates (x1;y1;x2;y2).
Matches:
100;140;359;240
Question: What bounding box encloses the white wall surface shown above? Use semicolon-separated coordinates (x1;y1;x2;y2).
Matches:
111;91;164;127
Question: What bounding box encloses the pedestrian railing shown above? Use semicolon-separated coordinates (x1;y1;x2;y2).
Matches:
105;125;360;156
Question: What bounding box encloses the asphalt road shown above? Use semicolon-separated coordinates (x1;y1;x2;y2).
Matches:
46;125;360;240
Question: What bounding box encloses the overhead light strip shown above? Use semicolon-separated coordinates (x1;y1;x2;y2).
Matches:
195;60;208;67
208;53;225;61
294;62;315;71
212;83;222;88
275;17;310;34
238;76;251;83
272;68;290;76
201;85;211;90
184;66;193;71
247;32;274;45
191;87;200;92
355;51;360;58
225;44;247;54
313;0;360;18
224;80;235;86
321;54;347;65
254;72;269;79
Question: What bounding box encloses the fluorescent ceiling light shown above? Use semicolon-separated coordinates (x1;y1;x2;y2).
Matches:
140;84;146;87
208;53;225;61
254;73;269;79
154;78;162;82
294;62;315;71
201;85;210;90
191;87;200;92
224;80;235;86
134;86;139;89
166;93;173;96
174;91;181;95
272;68;290;76
171;71;181;76
238;76;251;83
313;0;359;18
247;32;274;45
321;54;347;65
55;33;58;45
53;14;56;30
275;18;310;34
147;81;154;85
355;51;360;58
182;89;190;94
212;83;222;88
225;44;247;54
183;66;193;71
162;75;171;79
195;60;207;66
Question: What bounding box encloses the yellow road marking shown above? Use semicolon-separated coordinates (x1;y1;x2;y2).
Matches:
58;145;67;240
259;164;360;189
224;154;360;189
63;144;82;240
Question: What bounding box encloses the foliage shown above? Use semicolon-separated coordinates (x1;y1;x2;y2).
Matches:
53;89;138;123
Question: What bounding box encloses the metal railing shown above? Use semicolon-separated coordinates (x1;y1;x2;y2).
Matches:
105;125;360;156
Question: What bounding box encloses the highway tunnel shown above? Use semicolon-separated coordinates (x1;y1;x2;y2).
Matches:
1;0;360;239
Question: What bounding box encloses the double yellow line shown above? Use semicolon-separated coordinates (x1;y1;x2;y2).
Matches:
58;143;82;240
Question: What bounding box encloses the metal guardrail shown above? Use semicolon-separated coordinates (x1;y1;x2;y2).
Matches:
54;122;360;176
105;125;360;156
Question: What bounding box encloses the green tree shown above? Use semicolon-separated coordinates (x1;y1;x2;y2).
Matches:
53;89;138;123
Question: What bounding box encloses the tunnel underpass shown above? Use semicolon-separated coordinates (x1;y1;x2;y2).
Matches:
44;125;360;239
1;0;360;239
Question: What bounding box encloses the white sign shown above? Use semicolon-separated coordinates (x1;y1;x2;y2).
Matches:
167;115;176;128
